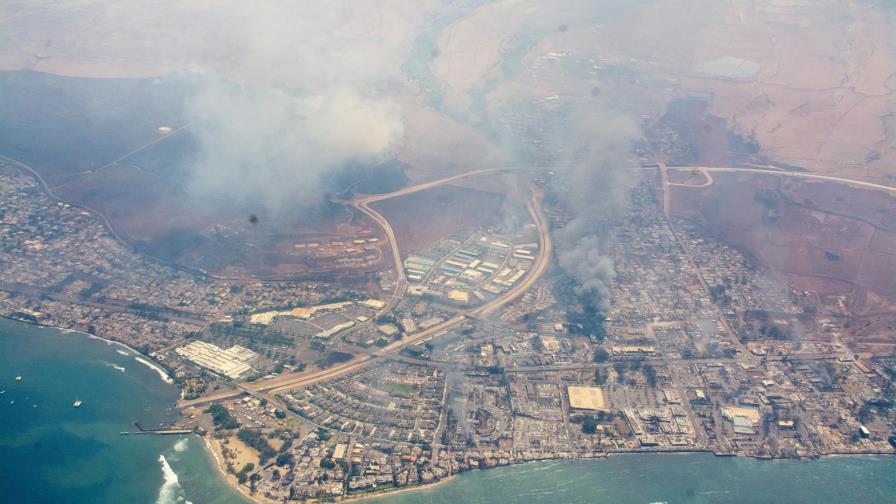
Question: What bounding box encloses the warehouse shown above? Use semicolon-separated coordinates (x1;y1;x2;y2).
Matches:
176;341;255;379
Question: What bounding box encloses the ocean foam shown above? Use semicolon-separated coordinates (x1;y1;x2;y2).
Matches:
115;349;129;356
135;357;173;384
101;361;126;372
156;454;190;504
173;438;189;452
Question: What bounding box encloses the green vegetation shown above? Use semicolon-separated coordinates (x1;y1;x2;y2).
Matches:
209;322;295;347
77;281;104;300
594;368;607;385
237;428;277;464
379;382;419;396
276;452;294;467
710;284;731;306
205;404;239;430
582;415;599;434
237;462;255;484
322;351;353;368
643;364;657;387
613;362;627;382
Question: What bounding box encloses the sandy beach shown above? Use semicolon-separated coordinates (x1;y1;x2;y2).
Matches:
202;435;282;504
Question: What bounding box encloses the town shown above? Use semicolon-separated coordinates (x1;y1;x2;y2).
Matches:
3;149;895;503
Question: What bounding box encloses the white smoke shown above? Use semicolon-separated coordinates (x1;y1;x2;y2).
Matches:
171;1;420;213
184;83;404;210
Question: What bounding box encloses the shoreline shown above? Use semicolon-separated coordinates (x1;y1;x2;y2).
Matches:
336;449;896;503
1;315;174;384
340;473;460;503
4;316;894;502
198;441;896;504
201;434;280;504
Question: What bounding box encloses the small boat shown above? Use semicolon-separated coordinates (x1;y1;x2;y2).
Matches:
9;400;14;405
15;376;22;382
73;400;82;408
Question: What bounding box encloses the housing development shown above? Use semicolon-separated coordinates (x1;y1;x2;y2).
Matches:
3;145;895;502
3;2;896;500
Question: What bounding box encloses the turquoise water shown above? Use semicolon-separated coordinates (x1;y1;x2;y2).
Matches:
0;317;247;504
374;454;896;504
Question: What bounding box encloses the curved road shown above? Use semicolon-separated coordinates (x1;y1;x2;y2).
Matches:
660;165;896;194
346;167;527;315
180;170;551;408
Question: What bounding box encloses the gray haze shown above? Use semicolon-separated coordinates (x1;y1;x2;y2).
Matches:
497;98;641;311
555;104;640;311
185;83;404;210
176;2;422;212
552;102;640;312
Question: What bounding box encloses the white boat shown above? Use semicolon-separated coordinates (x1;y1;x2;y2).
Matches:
15;376;22;382
73;400;82;408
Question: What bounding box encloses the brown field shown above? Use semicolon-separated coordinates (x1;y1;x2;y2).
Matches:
53;165;385;278
667;171;896;349
371;184;507;257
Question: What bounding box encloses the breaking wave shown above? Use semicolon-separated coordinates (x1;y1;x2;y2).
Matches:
156;455;193;504
101;361;126;372
173;438;189;452
135;357;173;384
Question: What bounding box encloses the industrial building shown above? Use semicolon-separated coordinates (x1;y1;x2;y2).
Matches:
176;341;257;379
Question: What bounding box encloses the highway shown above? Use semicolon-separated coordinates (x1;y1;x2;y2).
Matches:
179;170;552;408
654;165;896;194
666;167;714;188
351;198;407;315
340;167;525;316
469;184;552;318
353;167;520;205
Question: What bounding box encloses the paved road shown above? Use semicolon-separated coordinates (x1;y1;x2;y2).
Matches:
351;198;407;315
252;183;552;398
469;184;551;318
667;167;714;188
346;167;524;315
658;165;896;194
180;172;551;408
353;167;519;205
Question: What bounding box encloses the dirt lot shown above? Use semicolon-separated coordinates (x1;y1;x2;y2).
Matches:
371;184;508;257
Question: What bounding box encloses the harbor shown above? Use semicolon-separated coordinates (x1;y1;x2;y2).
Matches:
120;422;196;436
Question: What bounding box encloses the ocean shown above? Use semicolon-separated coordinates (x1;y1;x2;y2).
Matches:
371;453;896;504
2;317;895;504
0;317;247;504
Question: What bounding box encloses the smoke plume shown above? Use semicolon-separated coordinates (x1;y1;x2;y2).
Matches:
176;1;419;213
185;83;404;211
504;98;641;311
